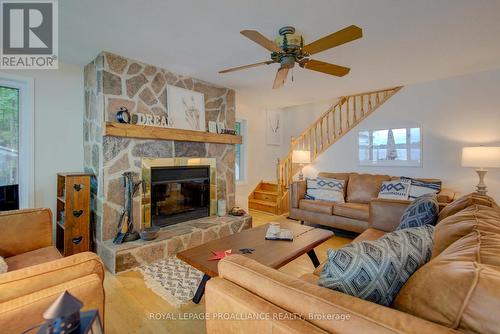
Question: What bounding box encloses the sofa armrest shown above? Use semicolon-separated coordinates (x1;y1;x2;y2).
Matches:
0;252;104;303
216;255;456;334
206;278;327;334
0;274;104;334
289;180;306;209
369;199;410;232
0;208;52;257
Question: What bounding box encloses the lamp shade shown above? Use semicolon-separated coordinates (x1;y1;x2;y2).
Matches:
462;147;500;168
292;150;311;164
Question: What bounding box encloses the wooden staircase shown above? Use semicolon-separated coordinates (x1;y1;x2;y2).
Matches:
248;86;403;215
248;181;280;214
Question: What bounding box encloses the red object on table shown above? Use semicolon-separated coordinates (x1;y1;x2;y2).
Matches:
208;249;232;261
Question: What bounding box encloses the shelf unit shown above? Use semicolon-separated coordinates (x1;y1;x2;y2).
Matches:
56;173;94;256
103;122;242;144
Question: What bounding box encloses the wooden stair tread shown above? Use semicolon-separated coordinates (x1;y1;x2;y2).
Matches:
248;199;278;207
254;190;278;196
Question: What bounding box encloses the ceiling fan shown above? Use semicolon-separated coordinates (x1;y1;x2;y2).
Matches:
219;25;362;89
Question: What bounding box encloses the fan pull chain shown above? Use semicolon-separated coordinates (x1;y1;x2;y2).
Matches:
291;69;294;83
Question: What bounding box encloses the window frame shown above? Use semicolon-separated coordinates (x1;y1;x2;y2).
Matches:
235;118;248;184
358;125;423;167
0;73;35;208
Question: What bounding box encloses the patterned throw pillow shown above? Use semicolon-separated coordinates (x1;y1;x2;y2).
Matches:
318;225;434;306
305;177;345;203
397;194;439;230
401;177;442;201
378;179;411;200
0;256;7;274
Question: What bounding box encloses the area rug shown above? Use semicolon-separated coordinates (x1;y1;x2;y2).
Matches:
136;257;204;308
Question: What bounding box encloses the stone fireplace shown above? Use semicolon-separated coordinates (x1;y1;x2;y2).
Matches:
83;52;248;272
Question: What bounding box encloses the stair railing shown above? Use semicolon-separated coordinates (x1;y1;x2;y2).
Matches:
276;86;403;199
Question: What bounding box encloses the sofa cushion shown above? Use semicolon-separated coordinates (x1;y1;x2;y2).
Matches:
347;173;391;204
393;205;500;333
5;246;62;272
333;202;369;221
437;192;498;222
397;194;439;230
318;225;434;306
299;199;334;215
305;177;345;203
433;204;500;257
318;172;350;196
401;177;442;200
378;179;411;200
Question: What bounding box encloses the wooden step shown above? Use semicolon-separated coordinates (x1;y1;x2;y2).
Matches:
248;199;278;214
253;189;278;202
260;182;278;192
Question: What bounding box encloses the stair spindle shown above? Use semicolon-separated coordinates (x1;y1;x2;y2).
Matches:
326;112;331;145
339;101;343;136
360;95;364;117
353;96;357;123
346;97;350;128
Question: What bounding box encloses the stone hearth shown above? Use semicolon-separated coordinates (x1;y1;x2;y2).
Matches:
83;51;238;268
100;215;252;274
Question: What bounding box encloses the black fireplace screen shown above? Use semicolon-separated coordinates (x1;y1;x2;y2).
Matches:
150;166;210;227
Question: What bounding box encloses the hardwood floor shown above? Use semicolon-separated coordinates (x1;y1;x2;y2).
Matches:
103;210;353;333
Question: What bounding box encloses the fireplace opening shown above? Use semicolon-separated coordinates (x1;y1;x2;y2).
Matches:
150;165;210;227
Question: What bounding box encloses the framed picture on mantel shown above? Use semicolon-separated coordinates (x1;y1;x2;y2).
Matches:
167;85;205;132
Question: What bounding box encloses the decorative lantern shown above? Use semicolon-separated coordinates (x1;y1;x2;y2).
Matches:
36;291;103;334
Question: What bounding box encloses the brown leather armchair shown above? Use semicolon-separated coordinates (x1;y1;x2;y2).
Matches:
0;208;105;333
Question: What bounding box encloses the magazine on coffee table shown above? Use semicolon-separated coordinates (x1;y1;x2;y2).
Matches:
265;226;294;241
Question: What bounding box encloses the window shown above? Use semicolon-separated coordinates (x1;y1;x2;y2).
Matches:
358;126;422;167
0;75;34;208
0;86;19;187
235;119;247;182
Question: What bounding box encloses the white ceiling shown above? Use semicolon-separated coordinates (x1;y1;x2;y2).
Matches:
60;0;500;108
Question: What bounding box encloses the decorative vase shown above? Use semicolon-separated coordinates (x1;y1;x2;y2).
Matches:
217;199;226;217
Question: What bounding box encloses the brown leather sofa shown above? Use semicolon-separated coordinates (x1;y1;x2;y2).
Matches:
0;208;105;333
289;172;457;233
205;193;500;334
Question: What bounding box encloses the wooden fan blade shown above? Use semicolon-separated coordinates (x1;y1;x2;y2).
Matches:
219;61;273;74
273;67;289;89
302;25;362;55
301;59;350;77
241;30;281;52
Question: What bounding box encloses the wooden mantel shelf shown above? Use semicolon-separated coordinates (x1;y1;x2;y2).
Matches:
104;122;242;145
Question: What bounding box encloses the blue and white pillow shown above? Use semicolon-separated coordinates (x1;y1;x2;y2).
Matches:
397;194;439;230
318;224;434;306
401;177;441;201
378;179;411;200
305;177;345;203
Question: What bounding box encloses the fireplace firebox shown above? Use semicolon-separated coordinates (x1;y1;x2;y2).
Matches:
150;166;210;227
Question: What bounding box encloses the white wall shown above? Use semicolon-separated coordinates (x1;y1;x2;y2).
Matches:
2;62;84;222
235;103;283;210
282;69;500;201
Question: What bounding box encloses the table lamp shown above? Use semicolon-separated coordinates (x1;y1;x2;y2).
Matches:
461;146;500;195
292;150;311;181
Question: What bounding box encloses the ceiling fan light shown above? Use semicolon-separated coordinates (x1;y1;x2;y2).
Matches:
275;34;303;50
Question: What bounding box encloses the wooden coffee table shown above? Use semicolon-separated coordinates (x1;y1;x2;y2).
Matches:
177;221;334;303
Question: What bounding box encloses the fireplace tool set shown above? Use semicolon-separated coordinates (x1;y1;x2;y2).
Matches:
113;172;143;244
